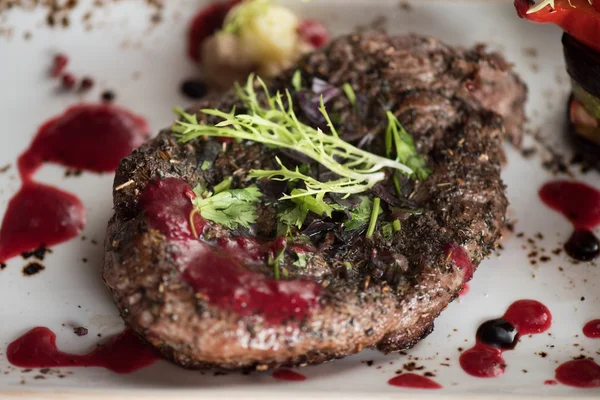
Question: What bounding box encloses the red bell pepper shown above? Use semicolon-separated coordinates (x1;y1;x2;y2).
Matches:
515;0;600;54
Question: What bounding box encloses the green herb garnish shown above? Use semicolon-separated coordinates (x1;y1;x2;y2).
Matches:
278;201;309;230
385;111;430;180
213;176;233;194
365;197;381;239
293;251;311;268
174;76;422;204
345;196;381;231
268;240;286;280
292;70;302;92
175;74;430;237
381;221;393;240
190;184;262;233
342;82;357;109
200;160;212;170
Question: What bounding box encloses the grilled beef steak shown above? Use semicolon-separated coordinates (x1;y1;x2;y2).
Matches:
104;32;527;370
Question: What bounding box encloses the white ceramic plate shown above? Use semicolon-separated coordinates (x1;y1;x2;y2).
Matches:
1;0;599;398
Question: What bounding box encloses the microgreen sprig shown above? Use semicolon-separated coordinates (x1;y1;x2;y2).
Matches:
174;75;422;203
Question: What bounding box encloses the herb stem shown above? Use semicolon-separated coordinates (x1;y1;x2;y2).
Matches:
274;260;280;280
213;176;233;194
392;174;402;197
366;197;381;239
290;189;332;216
291;70;302;92
342;83;357;110
392;219;401;232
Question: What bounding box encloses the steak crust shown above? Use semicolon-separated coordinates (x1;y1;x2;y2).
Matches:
103;32;526;370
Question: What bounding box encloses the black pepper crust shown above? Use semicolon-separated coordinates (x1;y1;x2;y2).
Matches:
104;32;526;371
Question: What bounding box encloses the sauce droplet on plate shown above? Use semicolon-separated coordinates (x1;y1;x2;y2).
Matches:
539;181;600;261
460;300;551;378
564;229;600;262
0;104;149;263
388;373;442;389
555;359;600;388
19;104;149;175
583;319;600;338
0;183;85;262
503;299;552;335
272;369;306;381
7;327;158;373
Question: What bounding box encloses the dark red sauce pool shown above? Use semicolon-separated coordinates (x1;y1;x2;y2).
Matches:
7;327;158;373
139;178;321;325
555;359;600;388
19;104;149;174
388;373;442;389
460;300;551;378
272;369;306;381
583;319;600;339
539;181;600;261
0;104;149;263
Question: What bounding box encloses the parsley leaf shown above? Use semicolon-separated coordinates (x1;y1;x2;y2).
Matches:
293;251;311;268
345;196;382;231
192;186;262;230
278;202;308;229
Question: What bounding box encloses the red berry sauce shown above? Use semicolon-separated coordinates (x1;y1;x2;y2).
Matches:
583;319;600;339
444;243;474;283
80;77;95;91
51;54;69;78
388;373;442;389
460;300;551;378
272;369;307;381
62;73;76;89
555;359;600;388
7;327;158;373
297;19;329;48
539;180;600;261
0;104;149;263
138;178;321;325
